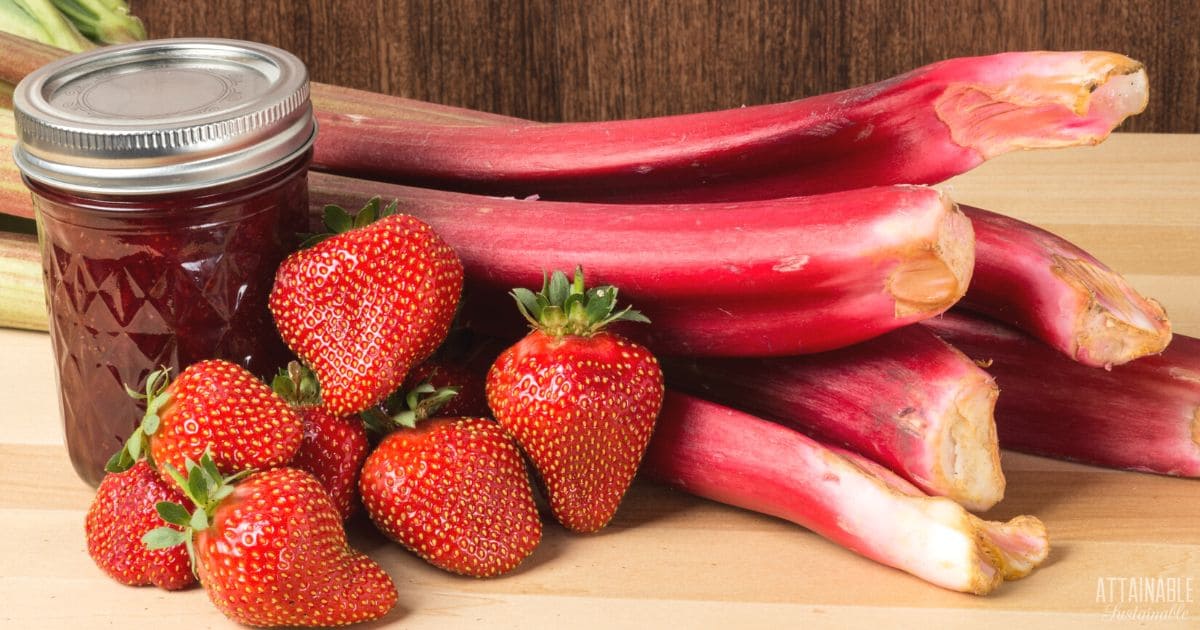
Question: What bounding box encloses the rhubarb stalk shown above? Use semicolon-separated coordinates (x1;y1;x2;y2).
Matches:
924;312;1200;477
311;51;1146;202
0;231;44;330
961;205;1170;368
665;325;1004;511
309;173;974;357
642;392;1049;594
0;107;32;218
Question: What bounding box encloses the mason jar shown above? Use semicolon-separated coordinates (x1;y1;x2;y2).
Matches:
11;39;316;486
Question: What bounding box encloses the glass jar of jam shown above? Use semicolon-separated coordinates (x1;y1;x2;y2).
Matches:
12;39;316;486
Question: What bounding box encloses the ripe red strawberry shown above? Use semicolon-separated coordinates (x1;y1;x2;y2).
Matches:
107;360;302;485
85;460;195;590
146;454;397;626
269;198;463;415
486;268;664;533
399;359;489;418
359;387;541;577
273;362;369;520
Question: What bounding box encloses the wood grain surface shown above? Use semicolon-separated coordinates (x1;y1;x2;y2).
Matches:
129;0;1200;132
0;134;1198;628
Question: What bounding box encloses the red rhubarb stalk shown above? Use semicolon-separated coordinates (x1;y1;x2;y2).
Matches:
924;312;1200;477
311;51;1146;202
309;173;974;357
961;205;1170;368
642;392;1049;594
0;32;63;91
665;325;1004;511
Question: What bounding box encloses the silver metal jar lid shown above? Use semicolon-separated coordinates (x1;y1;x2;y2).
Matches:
11;38;316;195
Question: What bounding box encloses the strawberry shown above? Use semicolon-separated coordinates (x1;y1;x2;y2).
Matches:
398;359;490;418
273;361;369;520
359;385;541;577
269;198;464;415
84;460;195;590
106;360;302;484
145;453;397;627
486;268;664;533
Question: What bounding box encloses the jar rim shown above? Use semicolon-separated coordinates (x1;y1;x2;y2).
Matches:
12;38;315;195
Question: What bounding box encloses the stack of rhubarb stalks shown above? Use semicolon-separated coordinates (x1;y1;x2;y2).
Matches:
1;31;1197;600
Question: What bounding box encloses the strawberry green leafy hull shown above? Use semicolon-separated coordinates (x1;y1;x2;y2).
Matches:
642;392;1050;595
309;174;974;357
189;467;397;626
924;312;1200;477
311;52;1146;203
665;324;1005;511
961;206;1171;368
485;268;664;533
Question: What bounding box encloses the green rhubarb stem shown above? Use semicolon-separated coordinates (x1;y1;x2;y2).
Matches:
0;231;45;331
49;0;144;44
4;0;93;51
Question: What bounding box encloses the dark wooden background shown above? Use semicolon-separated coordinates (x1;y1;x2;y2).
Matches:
132;0;1199;132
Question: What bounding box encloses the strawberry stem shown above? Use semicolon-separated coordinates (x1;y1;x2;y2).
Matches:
106;366;173;473
142;449;252;577
364;381;461;432
511;266;649;338
271;361;322;407
299;196;402;248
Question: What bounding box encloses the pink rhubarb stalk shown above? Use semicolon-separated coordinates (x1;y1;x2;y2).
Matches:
961;205;1170;368
309;173;974;357
924;312;1200;477
0;108;31;220
311;51;1146;202
642;392;1049;594
666;325;1004;511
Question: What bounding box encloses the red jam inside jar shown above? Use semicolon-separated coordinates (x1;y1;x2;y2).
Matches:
12;39;316;486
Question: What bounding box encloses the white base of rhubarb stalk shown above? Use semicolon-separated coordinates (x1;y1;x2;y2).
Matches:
642;392;1049;594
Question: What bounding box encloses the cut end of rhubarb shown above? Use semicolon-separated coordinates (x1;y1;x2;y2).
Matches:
1192;406;1199;453
1053;254;1173;367
972;514;1051;586
936;373;1005;512
919;501;1049;595
889;195;975;318
936;51;1148;160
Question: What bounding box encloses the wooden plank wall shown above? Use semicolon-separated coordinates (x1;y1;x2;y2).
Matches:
133;0;1199;132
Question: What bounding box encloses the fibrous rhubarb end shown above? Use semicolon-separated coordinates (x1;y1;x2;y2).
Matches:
1192;406;1199;454
972;514;1051;584
1052;255;1172;367
936;374;1005;512
831;448;1047;594
936;52;1148;160
889;196;974;318
897;496;1048;595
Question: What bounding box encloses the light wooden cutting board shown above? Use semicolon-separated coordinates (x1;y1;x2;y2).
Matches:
0;133;1197;629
